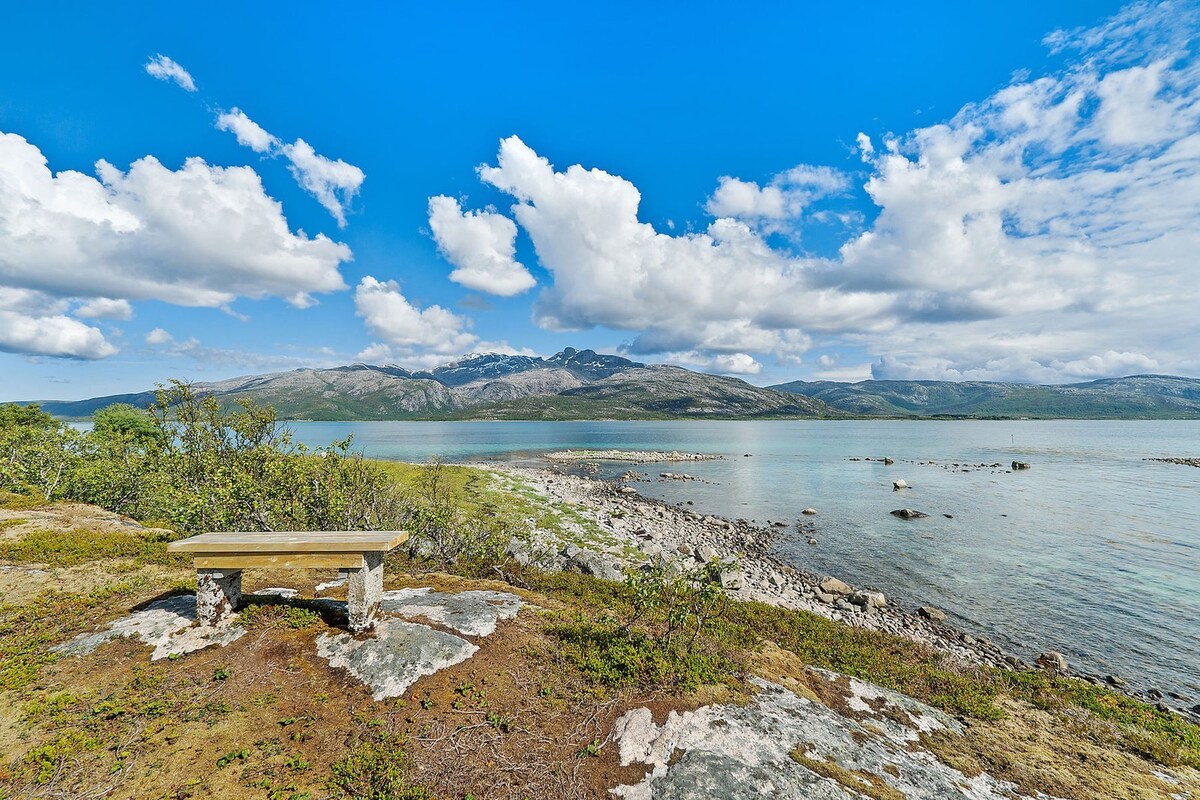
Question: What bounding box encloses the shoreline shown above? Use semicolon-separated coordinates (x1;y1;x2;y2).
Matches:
477;457;1198;720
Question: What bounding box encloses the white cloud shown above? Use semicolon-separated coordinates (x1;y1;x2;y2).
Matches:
0;131;351;321
706;164;848;226
75;297;133;320
0;288;116;359
280;139;365;228
427;196;535;296
144;54;196;92
213;108;365;227
459;2;1200;383
216;108;278;153
354;277;477;361
145;327;174;346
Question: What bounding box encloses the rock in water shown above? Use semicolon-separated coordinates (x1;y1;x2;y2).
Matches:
891;508;929;519
1011;460;1031;470
819;576;852;595
801;507;817;516
1035;651;1069;675
917;606;947;622
892;479;908;490
882;457;894;465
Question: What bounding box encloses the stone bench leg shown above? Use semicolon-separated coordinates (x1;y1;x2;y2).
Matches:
347;553;383;632
196;568;242;625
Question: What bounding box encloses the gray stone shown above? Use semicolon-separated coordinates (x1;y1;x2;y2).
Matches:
892;479;909;490
719;569;744;590
816;592;837;604
676;543;694;557
347;552;384;632
567;549;626;582
1035;651;1069;676
696;545;720;564
852;590;887;609
53;594;245;661
917;606;947;622
380;588;523;637
609;676;1051;800
800;508;817;516
196;568;242;624
890;508;929;519
1011;461;1031;470
317;620;477;701
818;576;852;595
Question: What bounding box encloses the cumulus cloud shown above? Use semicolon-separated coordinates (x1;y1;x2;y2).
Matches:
0;288;116;359
354;277;478;362
427;196;535;296
144;54;196;92
706;164;848;227
216;108;278;153
75;298;133;320
454;2;1200;383
213;108;364;227
0;131;352;359
145;327;174;346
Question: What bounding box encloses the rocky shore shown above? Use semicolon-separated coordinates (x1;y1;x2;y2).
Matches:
544;449;724;463
484;461;1199;721
1147;456;1200;468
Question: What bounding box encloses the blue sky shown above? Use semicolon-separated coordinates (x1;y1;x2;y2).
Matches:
4;0;1198;400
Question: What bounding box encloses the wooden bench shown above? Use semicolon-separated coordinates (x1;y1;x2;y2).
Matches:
167;531;409;632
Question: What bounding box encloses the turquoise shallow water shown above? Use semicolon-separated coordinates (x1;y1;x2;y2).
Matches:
288;419;1200;700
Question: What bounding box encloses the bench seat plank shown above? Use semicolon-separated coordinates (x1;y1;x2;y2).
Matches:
167;531;408;553
194;553;367;570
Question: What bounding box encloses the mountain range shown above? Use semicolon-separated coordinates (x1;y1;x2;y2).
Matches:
29;348;1200;420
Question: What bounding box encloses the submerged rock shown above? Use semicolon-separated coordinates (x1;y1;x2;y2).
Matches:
1011;461;1031;470
891;508;929;519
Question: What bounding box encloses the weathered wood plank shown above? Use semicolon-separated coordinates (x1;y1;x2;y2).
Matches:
168;531;408;553
194;553;367;570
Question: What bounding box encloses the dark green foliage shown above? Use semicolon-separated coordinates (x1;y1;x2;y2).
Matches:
0;527;185;568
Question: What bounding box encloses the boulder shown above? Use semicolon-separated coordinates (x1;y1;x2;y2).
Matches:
882;457;894;465
719;569;743;590
1035;651;1069;676
618;486;639;495
819;576;852;595
852;590;887;609
917;605;947;622
801;507;817;516
1011;461;1031;470
890;508;929;519
816;592;837;604
567;549;626;582
696;545;719;564
892;479;909;490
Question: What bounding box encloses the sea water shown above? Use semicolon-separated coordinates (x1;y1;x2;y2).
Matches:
288;419;1200;700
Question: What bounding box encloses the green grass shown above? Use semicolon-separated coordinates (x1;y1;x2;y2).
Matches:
0;527;187;568
326;732;432;800
0;582;144;692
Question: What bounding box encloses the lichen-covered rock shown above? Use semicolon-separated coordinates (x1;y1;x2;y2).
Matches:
53;594;245;661
317;620;478;701
380;588;523;637
610;676;1063;800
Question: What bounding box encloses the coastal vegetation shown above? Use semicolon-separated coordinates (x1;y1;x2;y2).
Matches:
1;392;1198;797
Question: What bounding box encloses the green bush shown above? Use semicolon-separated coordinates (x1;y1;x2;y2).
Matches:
327;733;432;800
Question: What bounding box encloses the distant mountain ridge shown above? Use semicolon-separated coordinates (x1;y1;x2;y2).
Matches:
28;352;1200;420
34;348;832;420
769;374;1200;418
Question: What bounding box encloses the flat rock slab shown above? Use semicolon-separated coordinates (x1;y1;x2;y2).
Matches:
380;588;524;636
317;620;478;700
610;677;1064;800
53;594;245;661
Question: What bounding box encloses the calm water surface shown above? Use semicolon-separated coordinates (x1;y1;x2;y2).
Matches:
289;420;1200;700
